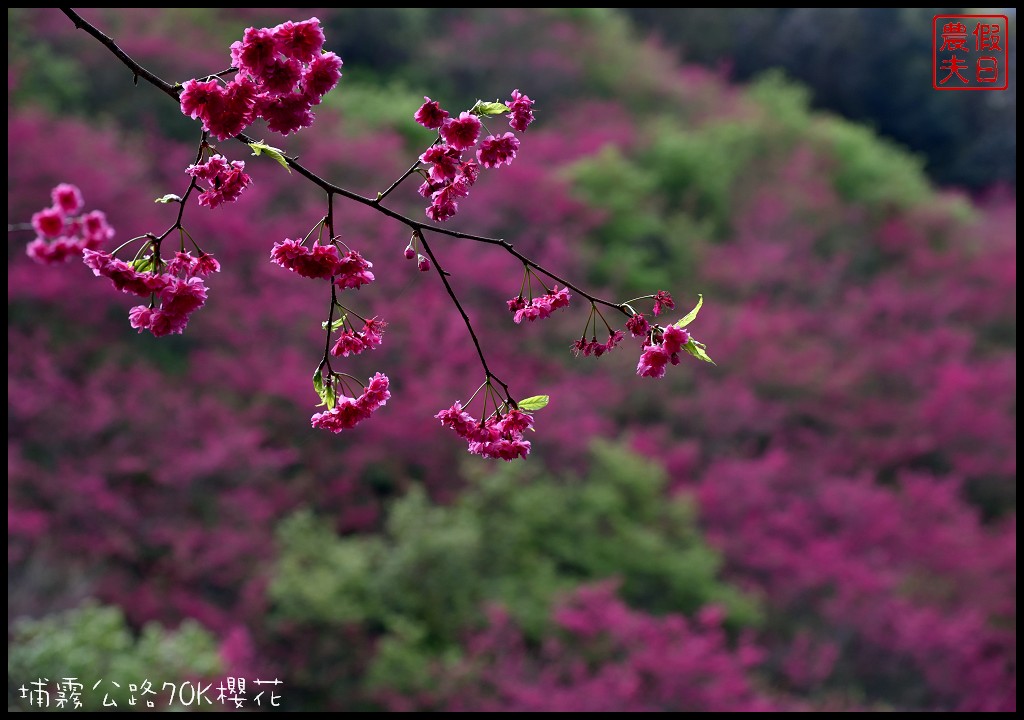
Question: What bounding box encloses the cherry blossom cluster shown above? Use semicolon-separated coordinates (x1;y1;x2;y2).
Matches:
82;248;218;337
414;89;535;222
310;373;391;433
631;294;713;378
507;286;571;324
270;238;374;288
331;316;387;358
571;330;625;357
270;217;387;432
556;290;713;378
435;401;533;461
26;184;115;264
179;17;342;139
637;324;691;378
185;154;252;209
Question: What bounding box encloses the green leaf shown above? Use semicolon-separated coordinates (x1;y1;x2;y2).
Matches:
675;294;703;328
683;338;716;365
472;100;510;116
321;315;346;331
248;140;291;173
313;369;337;408
518;395;550;412
131;255;154;273
154;194;181;204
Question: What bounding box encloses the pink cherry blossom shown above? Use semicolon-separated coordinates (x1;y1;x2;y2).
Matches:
440;111;482;151
179;78;222;121
637;343;671;378
204;78;257;140
414;97;450;129
256;92;314;136
32;206;64;238
273;18;325;63
260;56;302;95
311;397;371;433
662;324;690;355
477;132;520;169
230;26;280;78
421;144;462;182
360;372;391;411
128;305;156;332
652;290;675;316
334;250;375;289
51;183;83;214
303;52;343;103
626;313;650;338
80;210;115;243
508;88;535;132
159;276;208;317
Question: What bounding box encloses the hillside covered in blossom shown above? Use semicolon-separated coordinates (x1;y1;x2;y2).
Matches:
8;8;1015;711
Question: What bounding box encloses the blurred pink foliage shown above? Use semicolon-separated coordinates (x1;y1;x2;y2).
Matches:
398;583;786;712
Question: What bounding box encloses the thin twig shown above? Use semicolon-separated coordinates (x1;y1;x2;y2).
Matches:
417;230;514;404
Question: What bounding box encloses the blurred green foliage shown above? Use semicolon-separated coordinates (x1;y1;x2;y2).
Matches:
625;7;1016;190
566;70;937;296
270;442;758;694
8;602;222;711
7;9;87;115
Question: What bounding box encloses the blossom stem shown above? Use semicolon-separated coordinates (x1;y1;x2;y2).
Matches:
182;227;203;255
110;234;151;257
302;217;326;246
622;294;656;305
333;301;367;324
462;379;489;408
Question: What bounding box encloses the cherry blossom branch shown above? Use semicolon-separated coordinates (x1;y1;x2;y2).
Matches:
58;8;628;317
320;193;338;376
42;8;715;458
150;133;208;261
416;229;514;405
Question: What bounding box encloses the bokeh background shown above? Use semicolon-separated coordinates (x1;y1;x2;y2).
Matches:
7;8;1016;711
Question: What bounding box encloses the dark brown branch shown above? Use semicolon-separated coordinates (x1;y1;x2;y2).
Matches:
60;8;179;101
